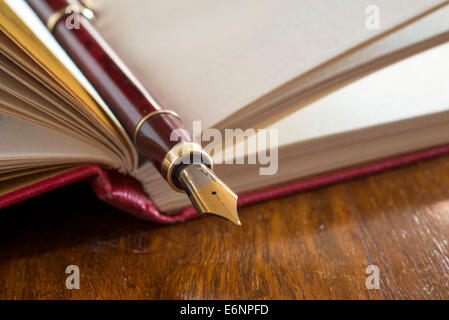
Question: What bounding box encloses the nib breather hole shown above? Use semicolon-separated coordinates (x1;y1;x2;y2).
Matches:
211;191;217;195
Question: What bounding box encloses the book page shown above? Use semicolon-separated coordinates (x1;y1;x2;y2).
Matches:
139;40;449;213
95;0;447;131
1;0;138;173
0;112;121;174
0;166;77;196
268;41;449;148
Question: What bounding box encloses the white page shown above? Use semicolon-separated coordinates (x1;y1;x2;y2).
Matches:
143;41;449;212
0;113;117;167
95;0;446;131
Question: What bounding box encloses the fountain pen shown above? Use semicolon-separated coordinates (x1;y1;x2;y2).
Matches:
26;0;241;225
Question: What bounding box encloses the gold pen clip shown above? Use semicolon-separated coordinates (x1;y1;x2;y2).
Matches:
46;2;96;32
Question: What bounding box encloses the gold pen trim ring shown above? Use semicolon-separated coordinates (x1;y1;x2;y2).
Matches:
161;142;213;192
46;4;95;32
133;110;182;145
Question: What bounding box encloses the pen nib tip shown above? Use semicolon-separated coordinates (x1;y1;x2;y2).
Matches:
178;163;241;225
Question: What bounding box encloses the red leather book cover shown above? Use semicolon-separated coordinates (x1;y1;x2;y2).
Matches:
2;143;449;223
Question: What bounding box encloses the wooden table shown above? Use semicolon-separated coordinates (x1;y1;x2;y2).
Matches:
1;155;449;299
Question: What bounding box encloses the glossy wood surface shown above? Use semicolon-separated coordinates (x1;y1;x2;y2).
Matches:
1;155;449;299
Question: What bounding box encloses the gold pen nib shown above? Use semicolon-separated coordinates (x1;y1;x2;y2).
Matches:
178;163;241;225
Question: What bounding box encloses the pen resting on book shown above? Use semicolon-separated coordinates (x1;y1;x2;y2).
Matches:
26;0;240;225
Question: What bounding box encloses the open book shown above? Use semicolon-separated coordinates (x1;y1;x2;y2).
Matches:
1;0;449;220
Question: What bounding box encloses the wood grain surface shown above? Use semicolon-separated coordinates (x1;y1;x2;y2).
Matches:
1;155;449;299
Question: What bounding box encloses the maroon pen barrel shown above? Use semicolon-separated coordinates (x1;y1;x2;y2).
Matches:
26;0;192;170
